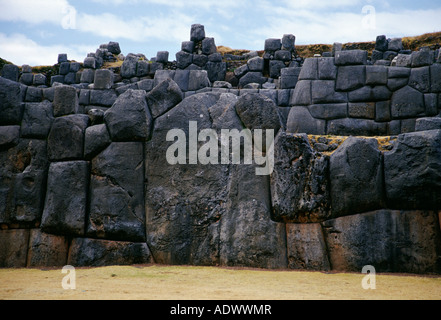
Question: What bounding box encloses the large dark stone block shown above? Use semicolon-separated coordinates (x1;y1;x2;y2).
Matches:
0;77;25;125
20;101;54;139
41;161;89;236
146;78;183;119
390;85;425;119
384;130;441;209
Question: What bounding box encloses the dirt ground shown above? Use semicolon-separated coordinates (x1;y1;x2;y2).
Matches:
0;264;440;300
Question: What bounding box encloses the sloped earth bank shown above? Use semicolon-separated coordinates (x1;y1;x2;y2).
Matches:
0;264;440;300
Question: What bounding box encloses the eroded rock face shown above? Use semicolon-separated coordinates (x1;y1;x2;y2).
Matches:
270;131;330;223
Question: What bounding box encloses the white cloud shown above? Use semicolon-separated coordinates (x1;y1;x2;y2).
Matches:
0;33;94;66
0;0;73;25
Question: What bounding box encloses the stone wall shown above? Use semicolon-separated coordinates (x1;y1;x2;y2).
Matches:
1;25;441;274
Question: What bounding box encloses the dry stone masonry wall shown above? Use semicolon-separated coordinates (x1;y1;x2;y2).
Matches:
1;25;441;274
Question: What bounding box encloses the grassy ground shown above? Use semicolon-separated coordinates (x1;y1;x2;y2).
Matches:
0;264;440;300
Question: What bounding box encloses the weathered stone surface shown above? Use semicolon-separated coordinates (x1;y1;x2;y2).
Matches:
80;69;95;83
41;161;89;236
322;210;441;273
311;80;347;104
289;80;311;106
27;229;68;267
415;117;441;131
282;34;296;51
0;77;25;125
375;100;391;122
84;124;111;160
176;50;193;69
390;85;425;119
93;69;114;90
280;67;301;89
318;57;337;80
53;85;78;117
271;131;330;223
89;89;117;107
247;56;264;72
219;164;287;269
430;63;441;92
348;102;375;119
411;50;433;68
107;41;121;55
202;37;217;55
88;142;145;242
235;93;281;133
21;100;54;139
336;65;366;91
264;38;281;52
330;137;384;217
298;58;318;80
384;130;441;209
388;38;403;52
409;66;431;93
190;24;205;42
0;126;20;150
25;86;43;103
327;118;387;136
146;78;183;118
366;65;388;85
68;237;152;267
269;60;286;79
188;70;210;91
0;229;30;267
238;71;266;88
47;114;89;161
204;61;226;83
308;103;347;120
286;223;330;270
104;89;152;141
120;54;138;79
334;50;367;66
287;106;326;135
156;51;169;63
375;35;388;52
1;64;19;82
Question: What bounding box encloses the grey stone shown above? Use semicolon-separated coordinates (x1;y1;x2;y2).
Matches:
53;85;78;117
182;41;195;53
286;223;330;270
0;126;20;150
88;142;145;241
336;65;365;91
383;51;398;61
192;54;208;67
137;79;155;92
327;118;387;136
287;106;326;135
278;89;291;106
78;89;90;105
20;101;54;139
146;78;183;118
280;67;301;89
371;50;385;63
264;38;281;53
202;37;217;55
190;24;205;42
415;117;441;131
387;78;409;91
348;85;391;102
19;73;33;86
24;86;42;103
430;63;441;92
50;75;64;86
148;61;163;76
388;38;403;52
107;41;121;55
1;64;19;82
104;89;152;141
269;60;286;79
89;89;118;107
384;129;441;209
309;103;347;120
375;100;391;122
213;80;232;89
289;80;311;106
68;238;152;267
120;54;138;78
41;161;89;236
69;62;81;73
411;50;433;67
271;131;330;223
247;56;264;72
47;114;89;161
375;35;388;52
274;50;291;62
80;69;95;83
172;70;190;92
204;61;226;83
311;80;347;104
366;65;388;85
208;53;222;62
298;58;318;80
334;50;367;66
318;57;337;80
136;60;150;77
58;53;68;64
330;137;384;217
238;71;266;88
348;102;375;119
401;118;416;133
27;229;68;267
188;70;210;91
0;77;25;125
33;74;46;86
322;210;441;273
391;85;425;118
395;54;412;67
59;62;70;75
332;42;343;57
388;66;410;78
87;108;105;126
84;124;111;160
93;69;114;90
425;93;438;116
156;51;169;63
282;34;296;51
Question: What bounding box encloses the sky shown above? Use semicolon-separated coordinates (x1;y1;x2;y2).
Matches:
0;0;441;66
